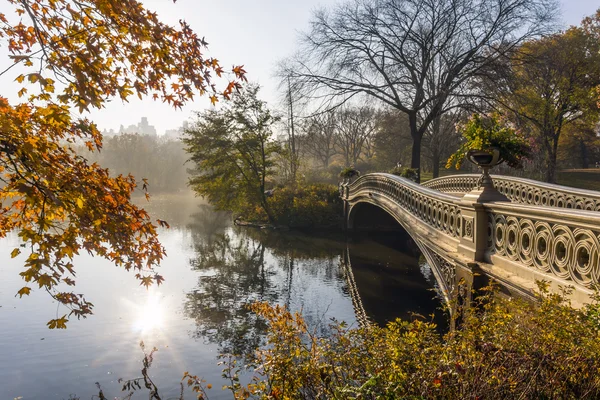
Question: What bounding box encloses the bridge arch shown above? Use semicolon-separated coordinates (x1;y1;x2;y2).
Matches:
347;198;458;307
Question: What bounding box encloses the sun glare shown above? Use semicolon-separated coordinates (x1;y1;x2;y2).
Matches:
132;290;165;334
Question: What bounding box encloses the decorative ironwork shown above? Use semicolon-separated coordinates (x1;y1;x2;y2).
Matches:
487;203;600;288
342;173;463;239
464;219;473;239
424;174;600;211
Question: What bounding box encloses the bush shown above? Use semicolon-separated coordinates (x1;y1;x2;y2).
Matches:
224;285;600;399
389;166;419;182
267;183;343;229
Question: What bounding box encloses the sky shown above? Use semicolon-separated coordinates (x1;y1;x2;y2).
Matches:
1;0;599;134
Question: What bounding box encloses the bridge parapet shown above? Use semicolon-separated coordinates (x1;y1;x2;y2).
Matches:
342;173;600;307
343;173;464;239
424;174;600;211
485;202;600;290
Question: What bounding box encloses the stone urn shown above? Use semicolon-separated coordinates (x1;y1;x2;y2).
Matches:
467;148;502;189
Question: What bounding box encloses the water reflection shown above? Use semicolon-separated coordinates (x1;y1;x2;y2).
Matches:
131;289;166;334
181;205;447;358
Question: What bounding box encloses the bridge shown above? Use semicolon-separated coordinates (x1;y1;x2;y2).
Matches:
339;173;600;310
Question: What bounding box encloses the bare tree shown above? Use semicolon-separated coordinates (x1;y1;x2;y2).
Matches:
302;111;338;168
373;110;412;170
423;113;463;178
283;0;557;181
335;106;378;167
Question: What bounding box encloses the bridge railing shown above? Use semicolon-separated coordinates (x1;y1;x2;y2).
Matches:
485;201;600;289
344;173;464;240
424;174;600;211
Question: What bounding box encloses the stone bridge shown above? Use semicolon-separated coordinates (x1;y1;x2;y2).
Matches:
340;173;600;309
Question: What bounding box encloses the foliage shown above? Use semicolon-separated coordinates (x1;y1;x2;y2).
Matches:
282;0;556;177
267;184;342;229
339;166;360;179
82;133;189;193
389;166;419;182
220;285;600;399
183;84;281;223
1;0;246;327
494;24;600;182
446;113;531;170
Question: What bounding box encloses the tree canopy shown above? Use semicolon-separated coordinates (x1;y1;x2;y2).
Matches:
492;26;600;182
282;0;557;181
183;84;281;223
0;0;246;327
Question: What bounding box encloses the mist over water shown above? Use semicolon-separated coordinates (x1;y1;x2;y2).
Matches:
0;194;443;399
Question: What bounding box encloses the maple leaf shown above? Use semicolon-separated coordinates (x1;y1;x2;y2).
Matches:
16;287;31;298
47;316;68;329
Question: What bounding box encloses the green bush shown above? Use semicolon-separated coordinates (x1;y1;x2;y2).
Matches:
266;183;343;229
389;166;419;182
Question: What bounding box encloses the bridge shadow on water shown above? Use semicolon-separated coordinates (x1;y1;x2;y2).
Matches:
348;202;449;331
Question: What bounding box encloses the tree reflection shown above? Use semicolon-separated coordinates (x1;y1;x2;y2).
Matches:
184;229;277;357
182;206;445;358
182;209;349;358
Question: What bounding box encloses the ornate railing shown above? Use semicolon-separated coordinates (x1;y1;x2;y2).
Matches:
485;202;600;289
343;172;600;301
344;173;463;240
424;174;600;211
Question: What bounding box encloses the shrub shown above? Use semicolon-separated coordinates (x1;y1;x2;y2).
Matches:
224;285;600;399
446;113;531;170
267;183;343;229
389;166;419;182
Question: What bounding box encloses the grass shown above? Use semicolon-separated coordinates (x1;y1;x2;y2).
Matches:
556;169;600;191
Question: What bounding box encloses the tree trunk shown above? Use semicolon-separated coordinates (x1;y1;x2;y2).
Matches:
580;139;589;169
432;151;440;178
545;136;559;184
409;113;422;183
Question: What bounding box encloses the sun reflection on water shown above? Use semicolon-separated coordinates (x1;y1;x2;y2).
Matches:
132;289;165;334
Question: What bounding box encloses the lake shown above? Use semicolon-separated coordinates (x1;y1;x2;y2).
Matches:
0;194;444;399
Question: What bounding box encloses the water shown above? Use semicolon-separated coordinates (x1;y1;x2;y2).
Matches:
0;194;444;399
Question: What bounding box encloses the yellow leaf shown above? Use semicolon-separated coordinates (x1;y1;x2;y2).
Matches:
17;287;31;298
47;315;68;329
76;197;84;208
11;248;21;258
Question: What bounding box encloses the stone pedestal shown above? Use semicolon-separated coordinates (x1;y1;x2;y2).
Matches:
458;184;509;262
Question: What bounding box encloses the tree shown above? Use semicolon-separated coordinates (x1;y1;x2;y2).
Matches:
302;111;338;168
0;0;246;327
423;113;462;178
183;84;281;223
83;133;190;192
557;120;600;170
372;110;412;171
282;0;557;181
495;27;600;182
335;106;378;167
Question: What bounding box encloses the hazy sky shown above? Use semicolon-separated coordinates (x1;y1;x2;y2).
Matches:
2;0;599;134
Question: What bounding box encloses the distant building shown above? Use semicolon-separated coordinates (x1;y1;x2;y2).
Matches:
119;117;158;136
164;121;190;141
